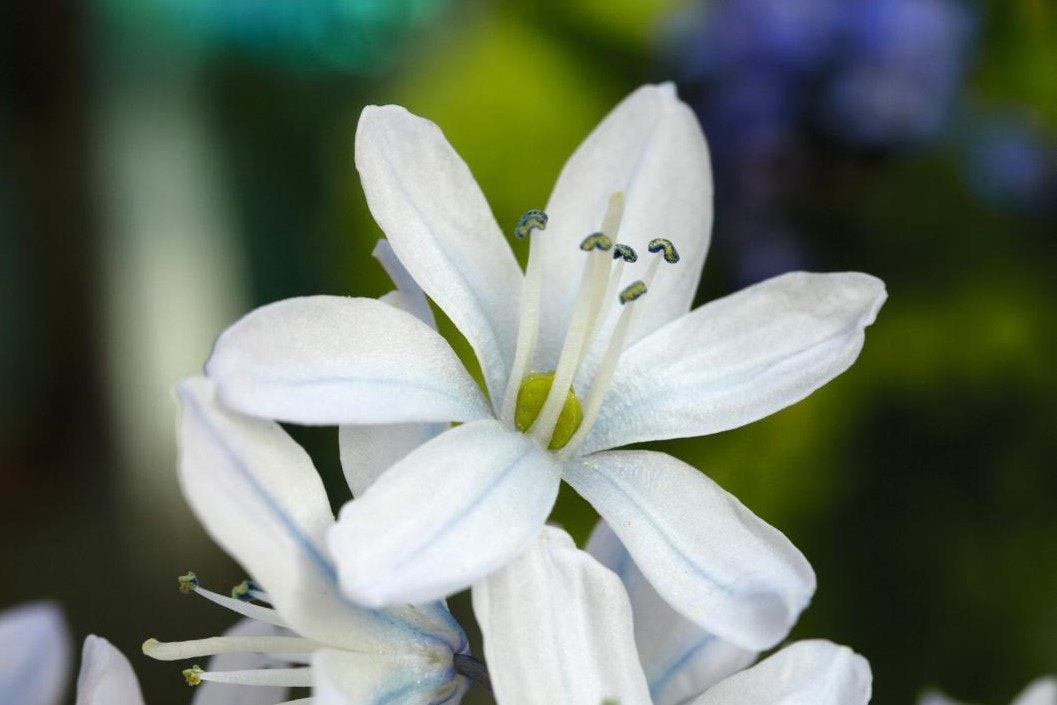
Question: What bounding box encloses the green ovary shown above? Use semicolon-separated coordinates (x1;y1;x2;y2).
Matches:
514;371;583;450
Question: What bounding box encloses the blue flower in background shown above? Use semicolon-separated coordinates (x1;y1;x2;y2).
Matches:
823;0;975;148
670;0;978;284
963;113;1057;217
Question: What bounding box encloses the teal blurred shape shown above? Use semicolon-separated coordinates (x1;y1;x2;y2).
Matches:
99;0;445;71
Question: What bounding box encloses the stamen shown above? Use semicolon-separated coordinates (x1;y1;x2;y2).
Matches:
619;281;647;304
579;232;613;252
178;571;199;593
528;236;611;445
559;240;681;459
143;635;318;661
514;209;547;239
647;238;680;263
613;244;638;262
183;665;314;688
179;574;288;628
501;209;550;422
232;580;270;604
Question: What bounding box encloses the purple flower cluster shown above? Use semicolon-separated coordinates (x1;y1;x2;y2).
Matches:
670;0;977;283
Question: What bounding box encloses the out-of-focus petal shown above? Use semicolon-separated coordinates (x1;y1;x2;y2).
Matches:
1012;678;1057;705
176;377;461;653
314;648;468;705
586;521;757;705
206;296;490;425
74;636;145;705
329;419;561;607
536;83;714;371
564;450;815;651
472;526;652;705
0;602;70;705
192;619;288;705
918;691;972;705
339;422;447;497
583;271;886;454
690;640;871;705
355;105;522;404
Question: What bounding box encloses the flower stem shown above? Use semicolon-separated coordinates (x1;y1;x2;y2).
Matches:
453;653;493;695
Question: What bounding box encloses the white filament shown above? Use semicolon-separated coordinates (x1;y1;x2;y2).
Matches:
502;227;547;423
143;635;317;661
195;667;314;687
190;585;288;628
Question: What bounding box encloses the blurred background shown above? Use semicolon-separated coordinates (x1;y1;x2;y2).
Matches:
1;0;1054;703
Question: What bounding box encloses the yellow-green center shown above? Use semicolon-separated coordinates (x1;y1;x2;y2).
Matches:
514;371;583;450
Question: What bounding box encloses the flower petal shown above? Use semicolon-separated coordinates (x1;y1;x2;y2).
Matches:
0;602;70;705
374;238;436;329
536;83;713;369
472;526;652;705
176;376;463;653
690;640;871;705
313;648;468;705
564;450;815;650
206;296;490;425
586;521;757;705
339;422;447;498
328;419;561;607
1012;678;1057;705
191;620;288;705
337;242;447;497
582;271;886;454
74;636;145;705
356;104;522;403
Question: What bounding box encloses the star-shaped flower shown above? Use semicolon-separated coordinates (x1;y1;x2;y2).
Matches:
149;376;471;705
206;83;886;651
473;524;873;705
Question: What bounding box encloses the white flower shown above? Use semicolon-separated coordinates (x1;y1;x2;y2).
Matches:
920;679;1057;705
473;525;873;705
206;83;886;651
0;601;144;705
0;602;71;705
154;376;471;705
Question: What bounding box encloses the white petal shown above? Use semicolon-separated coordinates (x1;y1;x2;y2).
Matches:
329;419;561;607
690;640;871;705
192;620;288;705
313;648;468;705
0;602;70;705
176;377;463;653
586;521;757;705
536;83;713;369
206;295;490;425
339;422;447;497
374;238;436;329
918;691;972;705
355;105;522;404
336;241;447;497
583;271;887;454
472;526;652;705
74;636;145;705
564;450;815;650
1012;678;1057;705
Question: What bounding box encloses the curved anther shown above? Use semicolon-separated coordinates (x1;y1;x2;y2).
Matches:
612;243;638;262
647;238;680;264
580;232;613;252
514;209;548;239
178;572;200;594
231;579;261;601
619;281;647;305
